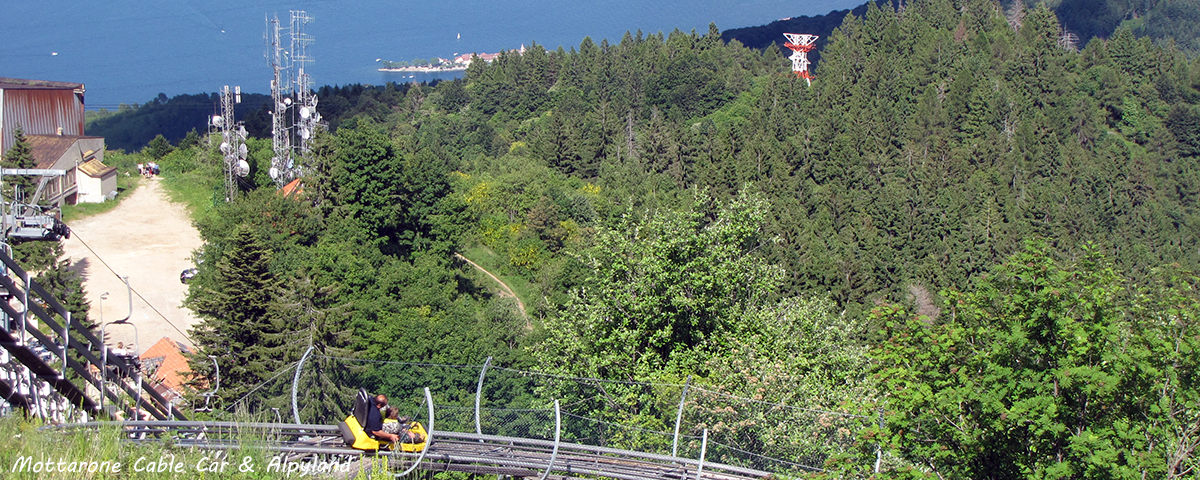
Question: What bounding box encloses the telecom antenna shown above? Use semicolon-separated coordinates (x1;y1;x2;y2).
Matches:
267;14;293;187
783;33;819;86
216;86;249;202
290;10;321;159
265;11;321;188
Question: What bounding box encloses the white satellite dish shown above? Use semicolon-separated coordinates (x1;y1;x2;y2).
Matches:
310;96;318;106
300;107;311;119
236;159;250;177
212;115;223;127
314;113;322;122
238;126;248;139
219;142;232;154
299;127;310;140
238;144;248;158
269;166;280;179
284;97;292;106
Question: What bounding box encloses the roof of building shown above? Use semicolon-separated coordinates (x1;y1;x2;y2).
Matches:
78;158;116;178
24;134;103;169
279;178;304;198
0;78;85;91
139;337;193;396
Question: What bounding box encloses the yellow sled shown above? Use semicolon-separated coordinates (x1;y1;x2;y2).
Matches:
398;421;428;453
339;415;427;452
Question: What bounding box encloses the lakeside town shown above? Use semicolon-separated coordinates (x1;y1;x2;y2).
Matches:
377;45;526;73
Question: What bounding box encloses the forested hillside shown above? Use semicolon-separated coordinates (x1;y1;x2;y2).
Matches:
110;0;1200;474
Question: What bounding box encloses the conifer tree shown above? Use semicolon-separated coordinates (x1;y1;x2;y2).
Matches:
186;224;284;406
2;126;37;201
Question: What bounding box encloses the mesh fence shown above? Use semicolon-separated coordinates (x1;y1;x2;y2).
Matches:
220;354;877;474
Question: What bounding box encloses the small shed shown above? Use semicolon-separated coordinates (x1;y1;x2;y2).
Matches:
77;156;117;203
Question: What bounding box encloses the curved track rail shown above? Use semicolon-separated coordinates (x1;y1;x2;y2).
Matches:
53;421;783;480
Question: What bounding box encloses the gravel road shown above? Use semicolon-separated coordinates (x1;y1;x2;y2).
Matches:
62;177;202;354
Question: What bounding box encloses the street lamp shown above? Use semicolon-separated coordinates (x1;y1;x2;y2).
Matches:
99;292;108;327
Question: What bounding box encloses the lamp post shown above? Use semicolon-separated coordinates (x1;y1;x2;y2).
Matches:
99;292;108;327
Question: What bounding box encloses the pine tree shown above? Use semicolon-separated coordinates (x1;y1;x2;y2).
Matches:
33;248;92;330
2;126;37;202
185;224;284;407
265;271;356;423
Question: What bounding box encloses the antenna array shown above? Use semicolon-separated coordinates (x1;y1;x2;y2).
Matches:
266;10;322;188
215;86;249;202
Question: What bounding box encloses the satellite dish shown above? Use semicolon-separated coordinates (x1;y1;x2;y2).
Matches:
314;113;322;123
269;166;279;179
238;126;248;139
299;128;310;140
212;115;223;127
236;159;250;177
284;97;292;106
219;142;231;154
299;107;311;119
238;144;248;158
287;159;294;169
311;96;318;106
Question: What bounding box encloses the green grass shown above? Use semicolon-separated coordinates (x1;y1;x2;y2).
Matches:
61;173;142;223
0;414;398;479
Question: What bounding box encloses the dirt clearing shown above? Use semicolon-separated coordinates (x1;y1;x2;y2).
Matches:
62;177;203;354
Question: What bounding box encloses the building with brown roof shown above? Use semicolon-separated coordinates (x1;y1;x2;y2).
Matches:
139;337;193;404
0;78;113;205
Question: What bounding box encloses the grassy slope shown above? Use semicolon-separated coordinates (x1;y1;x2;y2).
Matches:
0;415;396;479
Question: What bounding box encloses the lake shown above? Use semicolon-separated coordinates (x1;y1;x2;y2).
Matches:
2;0;861;108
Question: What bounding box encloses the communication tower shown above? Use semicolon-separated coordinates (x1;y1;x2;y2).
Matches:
783;33;819;86
267;15;292;186
215;85;249;202
266;11;322;188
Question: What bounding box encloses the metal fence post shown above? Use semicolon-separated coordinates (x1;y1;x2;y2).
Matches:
397;387;435;478
672;375;692;457
538;399;561;480
59;310;68;380
475;356;491;437
292;345;315;424
19;270;28;347
696;428;708;480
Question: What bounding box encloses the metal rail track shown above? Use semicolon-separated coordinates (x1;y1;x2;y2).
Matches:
53;421;782;480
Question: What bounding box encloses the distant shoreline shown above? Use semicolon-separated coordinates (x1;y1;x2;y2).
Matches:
378;66;467;73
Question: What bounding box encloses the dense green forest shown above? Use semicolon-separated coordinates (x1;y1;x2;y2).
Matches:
725;0;1200;58
91;0;1200;475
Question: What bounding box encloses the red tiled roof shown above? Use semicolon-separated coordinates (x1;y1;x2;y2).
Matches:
279;178;304;197
139;337;193;397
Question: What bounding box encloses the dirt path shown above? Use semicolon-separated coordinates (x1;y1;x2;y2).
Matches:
62;177;202;354
454;252;528;321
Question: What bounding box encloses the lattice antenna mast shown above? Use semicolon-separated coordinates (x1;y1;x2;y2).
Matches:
783;33;819;86
267;14;293;187
216;86;249;202
290;10;321;163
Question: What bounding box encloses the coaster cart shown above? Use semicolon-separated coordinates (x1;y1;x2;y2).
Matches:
338;389;428;453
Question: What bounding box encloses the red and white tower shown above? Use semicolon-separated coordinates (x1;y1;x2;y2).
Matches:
783;33;819;86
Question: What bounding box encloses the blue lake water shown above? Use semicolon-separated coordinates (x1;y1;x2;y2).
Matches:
2;0;861;108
